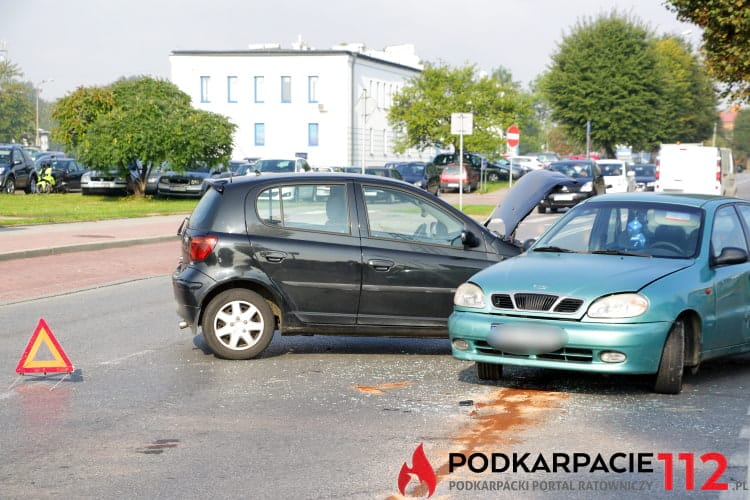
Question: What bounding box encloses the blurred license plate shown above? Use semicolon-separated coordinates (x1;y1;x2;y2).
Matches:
553;193;575;201
487;323;567;355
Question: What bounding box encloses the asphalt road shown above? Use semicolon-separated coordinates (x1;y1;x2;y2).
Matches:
1;181;749;499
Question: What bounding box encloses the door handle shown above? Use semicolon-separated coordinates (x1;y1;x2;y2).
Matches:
263;251;287;263
368;259;394;272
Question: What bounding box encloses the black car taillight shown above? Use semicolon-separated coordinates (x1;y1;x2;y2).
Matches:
189;235;218;262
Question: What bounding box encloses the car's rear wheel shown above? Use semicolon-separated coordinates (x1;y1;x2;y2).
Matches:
24;176;37;194
537;204;546;214
654;320;685;394
201;289;275;360
476;362;503;380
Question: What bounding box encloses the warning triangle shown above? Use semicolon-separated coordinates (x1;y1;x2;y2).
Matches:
15;318;74;374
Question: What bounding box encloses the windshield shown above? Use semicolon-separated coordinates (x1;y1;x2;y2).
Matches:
598;163;624;176
533;201;704;259
255;159;296;172
395;163;424;177
0;150;11;165
631;165;655;176
549;162;592;179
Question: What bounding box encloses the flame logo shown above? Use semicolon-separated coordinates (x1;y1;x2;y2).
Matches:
397;443;437;497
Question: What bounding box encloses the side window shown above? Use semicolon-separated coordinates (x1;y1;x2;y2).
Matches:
711;205;748;258
256;184;349;234
364;186;464;246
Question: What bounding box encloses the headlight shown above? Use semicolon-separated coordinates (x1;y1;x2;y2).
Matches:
454;282;486;309
0;166;7;174
81;173;91;181
587;293;649;318
580;181;593;192
413;181;423;187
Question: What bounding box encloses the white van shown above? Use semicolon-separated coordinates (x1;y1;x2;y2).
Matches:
655;143;736;197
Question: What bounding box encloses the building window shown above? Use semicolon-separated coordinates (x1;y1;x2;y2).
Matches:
200;76;210;103
254;76;264;103
255;123;265;146
281;76;291;103
308;76;318;103
227;76;238;103
308;123;319;146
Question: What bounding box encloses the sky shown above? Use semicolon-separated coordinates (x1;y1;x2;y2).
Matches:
2;0;698;101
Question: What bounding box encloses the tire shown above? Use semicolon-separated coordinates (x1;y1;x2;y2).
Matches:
488;172;500;182
201;289;275;360
24;176;38;194
476;362;503;380
654;320;685;394
3;177;15;194
465;182;472;193
537;204;546;214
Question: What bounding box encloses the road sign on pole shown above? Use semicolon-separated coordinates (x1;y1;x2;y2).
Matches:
506;124;520;148
452;113;473;211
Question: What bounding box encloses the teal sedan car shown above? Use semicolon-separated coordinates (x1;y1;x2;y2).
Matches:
449;192;750;394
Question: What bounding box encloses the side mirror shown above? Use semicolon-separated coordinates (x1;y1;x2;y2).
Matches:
710;247;748;267
460;230;481;248
523;238;536;251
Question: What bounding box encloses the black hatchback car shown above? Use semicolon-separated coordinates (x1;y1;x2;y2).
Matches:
537;160;607;213
172;171;576;360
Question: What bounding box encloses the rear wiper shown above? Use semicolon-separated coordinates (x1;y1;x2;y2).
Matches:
533;246;575;253
591;249;650;257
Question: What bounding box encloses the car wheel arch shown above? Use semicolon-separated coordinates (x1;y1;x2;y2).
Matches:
198;278;282;332
679;310;702;369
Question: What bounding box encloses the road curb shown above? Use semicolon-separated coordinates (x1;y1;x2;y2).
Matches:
0;234;179;262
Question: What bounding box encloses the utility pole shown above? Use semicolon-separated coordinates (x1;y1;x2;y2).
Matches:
35;79;53;148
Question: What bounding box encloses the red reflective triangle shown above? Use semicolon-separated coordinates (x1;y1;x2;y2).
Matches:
15;318;74;374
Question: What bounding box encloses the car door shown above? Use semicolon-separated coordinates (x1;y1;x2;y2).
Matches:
251;181;362;325
707;204;750;350
357;183;498;331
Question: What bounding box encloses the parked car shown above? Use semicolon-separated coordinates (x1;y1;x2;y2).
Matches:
432;152;513;182
81;166;138;196
34;151;66;170
392;161;440;195
629;164;656;192
537;160;606;213
157;163;230;198
596;159;637;193
47;157;88;192
439;164;480;193
173;170;576;360
0;144;37;194
340;166;403;180
450;192;750;394
253;157;311;173
508;156;545;171
527;152;560;167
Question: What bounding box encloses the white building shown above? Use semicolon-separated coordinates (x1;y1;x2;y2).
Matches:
169;41;433;168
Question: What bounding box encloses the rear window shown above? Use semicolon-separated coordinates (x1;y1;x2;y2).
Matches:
188;188;223;231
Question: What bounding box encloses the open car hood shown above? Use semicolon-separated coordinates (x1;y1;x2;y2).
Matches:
483;169;581;238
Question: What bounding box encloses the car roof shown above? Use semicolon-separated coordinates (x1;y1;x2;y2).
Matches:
582;191;738;207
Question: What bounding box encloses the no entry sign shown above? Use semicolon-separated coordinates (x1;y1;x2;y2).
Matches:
506;125;520;148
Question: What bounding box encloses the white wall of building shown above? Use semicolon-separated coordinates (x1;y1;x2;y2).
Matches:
169;46;433;168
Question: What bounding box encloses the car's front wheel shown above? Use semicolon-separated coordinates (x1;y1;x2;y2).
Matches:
476;362;503;380
24;176;38;194
654;320;685;394
201;289;275;360
487;172;500;182
3;177;15;194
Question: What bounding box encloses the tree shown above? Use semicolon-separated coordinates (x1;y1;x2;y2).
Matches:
665;0;750;103
732;108;750;167
539;11;718;157
52;77;236;195
651;36;718;143
388;62;532;155
0;60;34;144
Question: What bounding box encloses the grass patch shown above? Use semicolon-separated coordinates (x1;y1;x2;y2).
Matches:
0;193;196;226
456;204;495;218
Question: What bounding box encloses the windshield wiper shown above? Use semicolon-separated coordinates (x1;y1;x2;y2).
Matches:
591;249;650;257
533;246;575;253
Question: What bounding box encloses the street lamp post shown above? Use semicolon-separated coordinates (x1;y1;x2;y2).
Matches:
35;79;53;148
